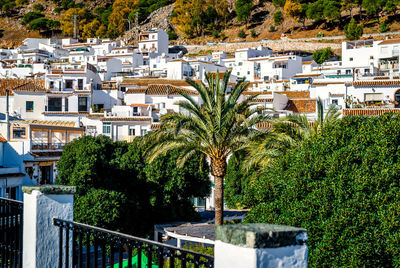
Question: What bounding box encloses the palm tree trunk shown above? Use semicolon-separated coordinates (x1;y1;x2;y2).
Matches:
211;158;227;226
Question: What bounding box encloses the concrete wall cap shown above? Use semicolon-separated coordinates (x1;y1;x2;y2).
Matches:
22;185;76;195
214;223;307;248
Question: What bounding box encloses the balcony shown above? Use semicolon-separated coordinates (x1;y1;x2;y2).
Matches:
0;167;20;175
31;142;66;151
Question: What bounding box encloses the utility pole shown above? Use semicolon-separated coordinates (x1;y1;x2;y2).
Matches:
6;89;9;141
134;12;139;46
73;15;77;39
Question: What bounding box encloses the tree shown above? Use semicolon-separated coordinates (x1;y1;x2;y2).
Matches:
108;0;138;35
379;20;390;33
274;11;284;26
33;3;44;12
171;0;206;38
58;135;210;235
29;17;51;32
238;29;246;38
145;71;268;226
245;114;400;266
344;18;363;40
60;8;92;36
284;0;302;19
272;0;286;7
323;0;341;23
22;12;44;26
82;18;100;38
235;0;253;24
313;47;334;64
273;97;340;142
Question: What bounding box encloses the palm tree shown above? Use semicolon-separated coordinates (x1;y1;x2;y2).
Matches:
274;97;341;141
145;71;268;225
246;97;341;169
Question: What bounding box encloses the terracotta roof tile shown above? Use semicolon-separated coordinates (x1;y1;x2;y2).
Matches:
0;79;45;96
120;78;198;87
343;108;400;116
350;80;400;87
126;84;198;95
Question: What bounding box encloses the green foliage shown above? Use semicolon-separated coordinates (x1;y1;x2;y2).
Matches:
57;135;210;235
225;152;253;208
250;29;257;37
74;189;129;232
235;0;253;23
167;29;178;40
28;17;53;32
313;47;334;64
273;11;284;26
22;12;44;26
238;29;246;38
33;3;44;12
269;25;276;32
212;29;220;39
379;21;390;33
306;0;340;23
272;0;286;7
0;0;16;14
245;114;400;267
344;18;363;40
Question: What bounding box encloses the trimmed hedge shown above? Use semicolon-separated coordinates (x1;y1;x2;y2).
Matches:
245;114;400;267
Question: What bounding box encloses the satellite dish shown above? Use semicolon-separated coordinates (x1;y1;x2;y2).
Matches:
159;108;167;116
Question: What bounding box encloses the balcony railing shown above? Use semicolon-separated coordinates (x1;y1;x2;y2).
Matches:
343;108;400;116
53;218;214;268
31;143;66;151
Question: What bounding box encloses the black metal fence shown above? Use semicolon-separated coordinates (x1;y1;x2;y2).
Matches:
53;218;214;268
0;197;23;267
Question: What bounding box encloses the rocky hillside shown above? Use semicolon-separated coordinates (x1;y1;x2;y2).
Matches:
2;0;400;48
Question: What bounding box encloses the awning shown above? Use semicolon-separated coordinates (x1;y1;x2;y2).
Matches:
365;93;383;101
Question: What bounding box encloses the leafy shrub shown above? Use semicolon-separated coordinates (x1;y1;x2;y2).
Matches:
245;114;400;267
33;3;44;12
269;25;276;32
238;29;246;38
212;29;220;39
167;29;178;40
274;11;284;26
313;47;334;64
15;0;28;6
379;21;389;33
250;29;257;38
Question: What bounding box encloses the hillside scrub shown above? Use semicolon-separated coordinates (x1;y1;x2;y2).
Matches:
245;114;400;267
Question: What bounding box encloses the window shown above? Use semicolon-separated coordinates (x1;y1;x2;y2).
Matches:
13;127;26;139
247;71;250;75
238;62;243;66
349;57;353;61
153;64;157;68
48;97;62;111
65;80;73;89
49;81;54;89
78;79;83;90
141;129;147;136
370;56;374;60
120;87;126;92
78;97;88;112
103;123;111;134
346;69;351;75
26;101;34;112
129;128;135;136
364;69;370;74
332;99;338;105
133;107;138;113
65;98;68;112
237;72;240;75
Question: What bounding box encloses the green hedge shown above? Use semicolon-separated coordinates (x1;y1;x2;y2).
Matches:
245;114;400;267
